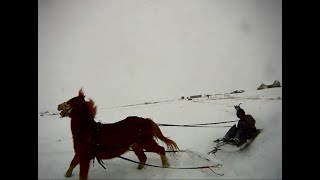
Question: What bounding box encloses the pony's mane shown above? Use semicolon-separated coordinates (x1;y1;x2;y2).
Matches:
85;98;97;119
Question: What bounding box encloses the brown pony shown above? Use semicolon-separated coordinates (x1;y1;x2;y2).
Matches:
57;88;180;180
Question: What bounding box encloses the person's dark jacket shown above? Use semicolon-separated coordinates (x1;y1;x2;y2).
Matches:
237;114;257;138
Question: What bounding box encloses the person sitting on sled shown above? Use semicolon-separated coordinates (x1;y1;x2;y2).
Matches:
222;104;259;146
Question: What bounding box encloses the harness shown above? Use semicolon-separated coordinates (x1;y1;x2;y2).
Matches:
91;120;144;169
91;121;107;169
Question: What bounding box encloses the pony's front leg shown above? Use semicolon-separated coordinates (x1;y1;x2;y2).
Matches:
79;157;90;180
65;154;79;177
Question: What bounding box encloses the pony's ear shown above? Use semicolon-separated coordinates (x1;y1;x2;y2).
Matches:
79;88;85;97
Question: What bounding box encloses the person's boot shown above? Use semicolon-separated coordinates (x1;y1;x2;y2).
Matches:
230;138;239;145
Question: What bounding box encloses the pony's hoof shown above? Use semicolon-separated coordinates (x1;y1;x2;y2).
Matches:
162;163;170;168
137;164;144;170
65;171;72;178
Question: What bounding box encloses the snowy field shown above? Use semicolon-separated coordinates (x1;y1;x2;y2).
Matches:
38;87;282;179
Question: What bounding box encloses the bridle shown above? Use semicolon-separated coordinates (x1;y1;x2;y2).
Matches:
60;102;73;117
59;97;87;118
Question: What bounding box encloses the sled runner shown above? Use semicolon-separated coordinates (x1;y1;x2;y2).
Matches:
208;129;262;155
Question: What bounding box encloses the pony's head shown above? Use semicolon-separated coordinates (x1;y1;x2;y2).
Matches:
57;88;96;119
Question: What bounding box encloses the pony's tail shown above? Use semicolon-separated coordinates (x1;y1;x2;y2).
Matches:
149;119;180;156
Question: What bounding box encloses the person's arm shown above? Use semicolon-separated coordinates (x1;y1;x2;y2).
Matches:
237;120;245;129
245;115;256;126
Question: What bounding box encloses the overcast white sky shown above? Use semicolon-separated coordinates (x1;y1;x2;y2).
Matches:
38;0;282;112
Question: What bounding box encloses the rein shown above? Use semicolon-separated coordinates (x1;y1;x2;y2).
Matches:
91;120;238;128
156;120;237;128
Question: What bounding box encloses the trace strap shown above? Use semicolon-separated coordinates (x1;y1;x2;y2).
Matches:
116;155;223;176
96;149;224;176
93;157;107;169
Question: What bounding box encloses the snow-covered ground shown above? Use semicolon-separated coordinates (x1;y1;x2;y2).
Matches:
38;87;282;179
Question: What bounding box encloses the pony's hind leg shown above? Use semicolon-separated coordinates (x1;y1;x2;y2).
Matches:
131;143;147;170
65;154;79;177
138;139;170;168
160;154;170;168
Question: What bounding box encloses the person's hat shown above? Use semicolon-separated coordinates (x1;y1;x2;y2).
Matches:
234;103;242;111
236;108;245;118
